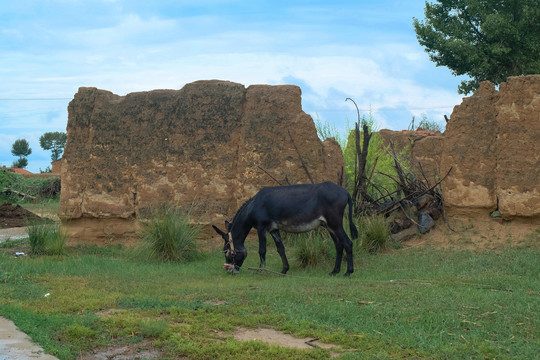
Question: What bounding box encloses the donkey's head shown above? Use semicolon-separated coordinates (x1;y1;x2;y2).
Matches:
212;221;247;274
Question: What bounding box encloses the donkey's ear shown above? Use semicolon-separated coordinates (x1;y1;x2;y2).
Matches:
212;225;227;237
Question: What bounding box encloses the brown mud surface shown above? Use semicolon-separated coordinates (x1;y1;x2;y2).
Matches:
234;327;342;357
78;339;161;360
0;202;43;228
403;215;540;251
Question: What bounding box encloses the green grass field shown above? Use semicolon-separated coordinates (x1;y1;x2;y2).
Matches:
0;237;538;359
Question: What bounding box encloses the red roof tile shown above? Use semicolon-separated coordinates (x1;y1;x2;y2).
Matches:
6;167;33;175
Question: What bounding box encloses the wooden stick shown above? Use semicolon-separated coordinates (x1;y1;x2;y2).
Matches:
257;166;283;186
2;188;36;200
288;130;314;184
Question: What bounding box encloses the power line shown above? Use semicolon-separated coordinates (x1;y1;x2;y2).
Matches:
0;98;71;101
0;98;455;109
308;106;454;113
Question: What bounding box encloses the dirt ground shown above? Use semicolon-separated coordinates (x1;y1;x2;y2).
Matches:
404;214;540;251
0;202;42;228
234;327;341;357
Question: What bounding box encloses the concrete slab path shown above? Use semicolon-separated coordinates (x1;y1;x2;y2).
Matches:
0;317;58;360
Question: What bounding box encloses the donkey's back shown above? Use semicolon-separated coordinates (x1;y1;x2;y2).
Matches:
251;182;357;237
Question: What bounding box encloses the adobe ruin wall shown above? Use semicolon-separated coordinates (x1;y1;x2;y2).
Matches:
382;75;540;221
59;75;540;243
59;80;344;243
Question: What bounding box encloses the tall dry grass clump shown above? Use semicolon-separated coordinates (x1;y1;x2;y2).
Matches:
27;219;66;256
137;206;201;262
356;215;391;253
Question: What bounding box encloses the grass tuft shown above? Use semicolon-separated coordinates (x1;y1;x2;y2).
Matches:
136;206;201;262
287;228;334;269
356;215;391;253
27;219;66;256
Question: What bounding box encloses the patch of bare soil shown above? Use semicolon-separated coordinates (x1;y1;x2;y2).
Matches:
404;215;540;251
79;339;161;360
234;327;342;357
0;202;42;228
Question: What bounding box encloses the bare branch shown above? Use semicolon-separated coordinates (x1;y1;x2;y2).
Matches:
288;130;314;184
257;166;283;186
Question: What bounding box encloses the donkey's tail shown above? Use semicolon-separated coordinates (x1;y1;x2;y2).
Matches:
347;194;358;239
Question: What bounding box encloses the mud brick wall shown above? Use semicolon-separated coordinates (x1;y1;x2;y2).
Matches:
59;80;344;242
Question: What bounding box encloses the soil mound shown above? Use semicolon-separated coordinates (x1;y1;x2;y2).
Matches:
0;203;41;228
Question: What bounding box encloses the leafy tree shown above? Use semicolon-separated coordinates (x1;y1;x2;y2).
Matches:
39;131;67;161
413;0;540;94
11;139;32;168
12;158;28;169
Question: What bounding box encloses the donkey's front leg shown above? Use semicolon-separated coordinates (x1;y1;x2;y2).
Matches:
257;229;267;269
270;230;290;274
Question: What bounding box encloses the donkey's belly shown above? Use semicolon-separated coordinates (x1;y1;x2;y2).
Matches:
273;216;326;233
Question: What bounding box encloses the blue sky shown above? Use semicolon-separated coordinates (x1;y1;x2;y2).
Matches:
1;0;466;173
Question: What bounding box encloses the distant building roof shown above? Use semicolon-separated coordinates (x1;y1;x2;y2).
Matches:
6;167;33;175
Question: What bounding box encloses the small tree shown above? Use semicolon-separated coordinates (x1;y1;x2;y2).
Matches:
39;132;67;161
12;158;28;169
11;139;32;168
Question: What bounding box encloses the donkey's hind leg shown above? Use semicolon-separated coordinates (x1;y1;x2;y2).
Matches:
329;231;344;275
339;229;354;277
270;230;290;274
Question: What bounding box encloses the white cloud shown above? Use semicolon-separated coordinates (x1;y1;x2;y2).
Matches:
0;2;468;171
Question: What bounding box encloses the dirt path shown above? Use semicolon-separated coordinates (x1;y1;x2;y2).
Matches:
0;227;28;243
0;317;58;360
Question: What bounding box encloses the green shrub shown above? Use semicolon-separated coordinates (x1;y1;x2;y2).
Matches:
356;215;391;253
0;169;23;201
343;114;411;202
314;115;347;149
0;170;60;201
418;114;445;132
16;176;61;198
27;219;66;256
287;228;334;269
137;206;201;262
0;169;22;188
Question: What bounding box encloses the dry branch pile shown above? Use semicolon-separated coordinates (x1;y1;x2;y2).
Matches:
358;141;450;242
346;98;448;242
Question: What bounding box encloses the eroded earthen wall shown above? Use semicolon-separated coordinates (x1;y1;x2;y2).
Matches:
440;82;499;213
59;80;344;242
441;76;540;219
382;75;540;220
495;76;540;217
